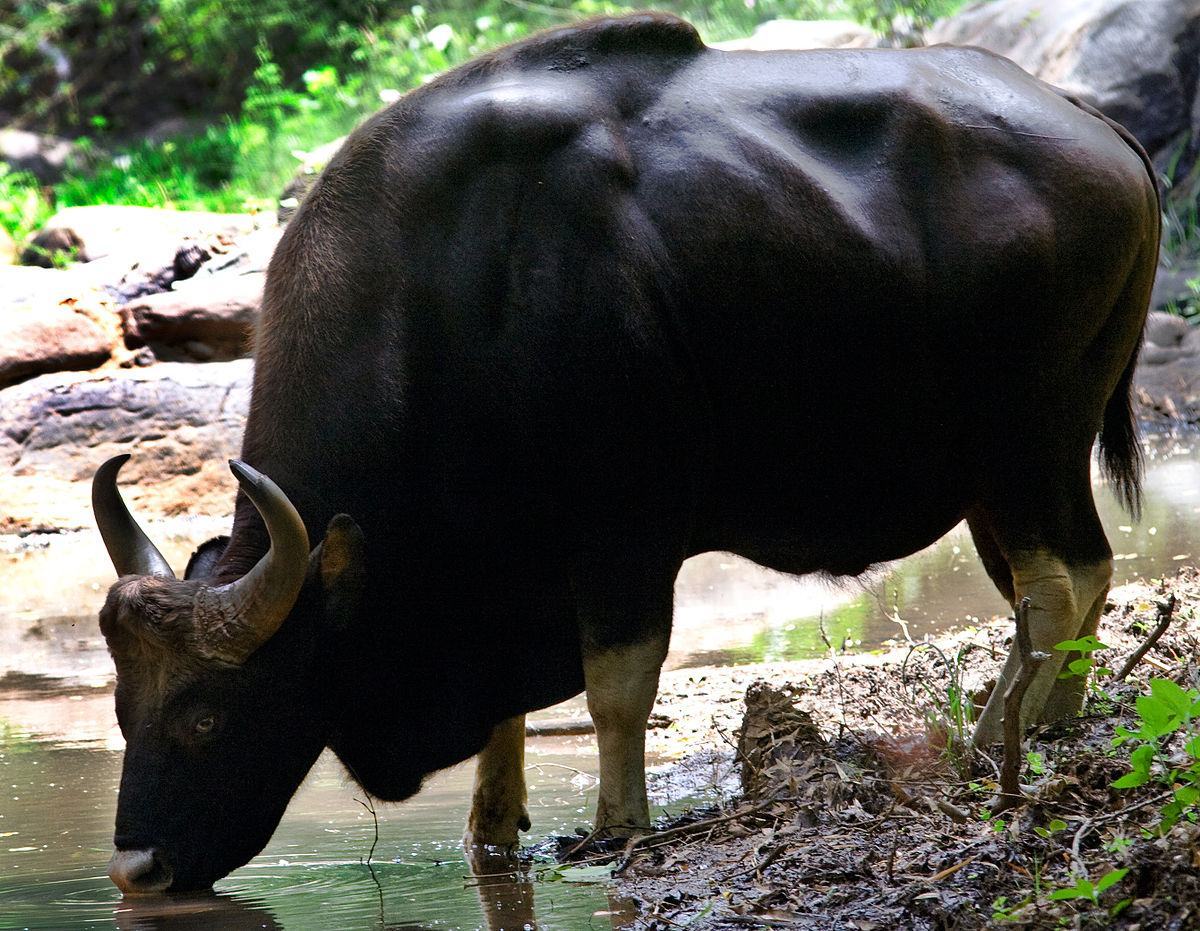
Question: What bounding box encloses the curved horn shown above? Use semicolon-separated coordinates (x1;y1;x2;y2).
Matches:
204;461;310;660
92;454;176;579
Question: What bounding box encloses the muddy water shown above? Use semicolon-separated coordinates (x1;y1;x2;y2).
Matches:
2;438;1198;928
0;721;641;930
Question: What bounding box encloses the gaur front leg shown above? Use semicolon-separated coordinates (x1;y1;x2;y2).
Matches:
465;714;531;848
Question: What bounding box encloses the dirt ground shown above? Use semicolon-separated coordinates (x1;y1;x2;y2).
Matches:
609;570;1200;930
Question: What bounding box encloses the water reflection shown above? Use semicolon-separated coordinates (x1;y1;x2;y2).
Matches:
113;893;283;931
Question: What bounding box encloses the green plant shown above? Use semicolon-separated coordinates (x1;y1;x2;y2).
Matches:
1111;677;1200;831
1032;817;1067;839
0;164;53;246
1048;867;1129;909
902;641;976;772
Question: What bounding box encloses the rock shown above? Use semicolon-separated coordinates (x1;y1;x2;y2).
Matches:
0;359;252;483
123;273;264;359
0;129;81;183
1144;310;1190;349
1136;312;1200;422
928;0;1200;172
21;205;272;268
714;19;877;51
20;225;85;268
0;282;119;387
1152;260;1200;312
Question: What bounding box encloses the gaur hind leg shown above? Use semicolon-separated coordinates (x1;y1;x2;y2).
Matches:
465;714;531;848
970;480;1113;748
574;555;676;838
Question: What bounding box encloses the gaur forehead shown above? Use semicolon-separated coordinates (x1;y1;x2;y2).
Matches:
102;578;213;715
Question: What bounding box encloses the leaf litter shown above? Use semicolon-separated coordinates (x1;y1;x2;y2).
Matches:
607;569;1200;929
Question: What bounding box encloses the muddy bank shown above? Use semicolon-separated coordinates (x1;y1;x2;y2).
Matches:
618;570;1200;930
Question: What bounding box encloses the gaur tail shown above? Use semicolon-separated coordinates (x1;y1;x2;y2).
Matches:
1076;95;1161;523
1098;353;1144;521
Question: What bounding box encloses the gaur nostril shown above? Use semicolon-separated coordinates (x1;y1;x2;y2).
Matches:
108;848;173;894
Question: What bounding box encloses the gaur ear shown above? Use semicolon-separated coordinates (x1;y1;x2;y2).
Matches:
312;514;365;630
184;536;230;580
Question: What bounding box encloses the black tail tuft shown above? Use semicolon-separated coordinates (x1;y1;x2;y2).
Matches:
1098;349;1144;521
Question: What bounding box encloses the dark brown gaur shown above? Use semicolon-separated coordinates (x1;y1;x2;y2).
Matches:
91;12;1160;896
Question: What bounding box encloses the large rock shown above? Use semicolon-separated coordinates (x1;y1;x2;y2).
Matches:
714;19;877;50
1136;311;1200;421
929;0;1200;172
124;273;264;360
0;302;114;388
0;267;122;387
0;360;252;483
21;206;272;268
1152;258;1200;312
0;129;81;183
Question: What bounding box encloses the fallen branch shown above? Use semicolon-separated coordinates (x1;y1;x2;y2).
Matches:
602;796;785;874
1114;594;1176;682
992;597;1049;815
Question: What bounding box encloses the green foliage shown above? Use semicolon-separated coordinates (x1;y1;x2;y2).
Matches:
1;0;970;232
843;0;962;43
1111;677;1200;832
901;641;976;772
1053;636;1114;708
1048;867;1129;906
0;164;53;244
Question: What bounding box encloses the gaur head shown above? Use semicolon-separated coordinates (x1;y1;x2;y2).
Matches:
93;455;364;895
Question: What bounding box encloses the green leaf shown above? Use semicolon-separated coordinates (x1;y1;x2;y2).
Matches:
552;864;614;883
1114;745;1155;789
1095;868;1129;894
1054;636;1110;653
1148;679;1198;719
1113;770;1150;789
1048;818;1068;832
1134;694;1181;740
1049;878;1096;902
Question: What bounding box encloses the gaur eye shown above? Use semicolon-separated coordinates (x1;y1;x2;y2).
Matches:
193;716;216;735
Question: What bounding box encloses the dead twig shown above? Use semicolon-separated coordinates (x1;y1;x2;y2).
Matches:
604;797;787;874
1114;594;1177;682
1069;816;1095;879
992;597;1049;815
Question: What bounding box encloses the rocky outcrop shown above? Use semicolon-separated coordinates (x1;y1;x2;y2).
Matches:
0;301;115;388
1136;311;1200;422
928;0;1200;174
0;129;83;183
21;205;270;268
0;360;252;483
0;265;124;387
123;272;264;360
714;19;877;51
